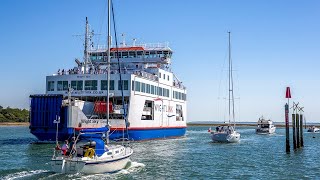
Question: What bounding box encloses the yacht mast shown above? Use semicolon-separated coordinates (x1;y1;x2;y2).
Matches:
228;32;231;125
107;0;111;124
84;17;89;74
228;32;236;128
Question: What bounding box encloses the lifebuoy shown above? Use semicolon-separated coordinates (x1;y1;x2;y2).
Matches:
84;148;95;158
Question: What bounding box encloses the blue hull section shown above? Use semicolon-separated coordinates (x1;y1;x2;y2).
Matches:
31;127;186;141
110;128;187;141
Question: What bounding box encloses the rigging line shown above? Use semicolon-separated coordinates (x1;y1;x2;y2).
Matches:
111;0;130;142
96;0;108;46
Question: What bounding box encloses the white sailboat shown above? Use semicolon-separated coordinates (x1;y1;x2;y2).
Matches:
210;32;240;143
50;0;133;174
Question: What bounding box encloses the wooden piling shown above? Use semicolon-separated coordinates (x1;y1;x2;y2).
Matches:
285;104;290;153
296;114;300;148
300;114;304;147
292;113;296;150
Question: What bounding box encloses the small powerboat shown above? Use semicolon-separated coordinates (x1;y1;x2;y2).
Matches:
256;117;276;134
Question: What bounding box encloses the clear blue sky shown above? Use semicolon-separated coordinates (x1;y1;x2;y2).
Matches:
1;0;320;122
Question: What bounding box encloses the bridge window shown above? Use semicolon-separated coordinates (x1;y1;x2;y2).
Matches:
101;80;114;90
71;80;83;90
47;81;55;91
151;85;155;94
57;81;68;91
129;51;136;58
85;80;97;90
122;52;129;58
137;51;143;58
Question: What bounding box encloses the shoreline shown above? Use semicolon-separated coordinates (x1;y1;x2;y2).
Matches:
187;123;307;128
0;122;29;126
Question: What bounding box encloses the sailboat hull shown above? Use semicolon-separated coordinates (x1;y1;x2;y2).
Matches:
211;131;240;143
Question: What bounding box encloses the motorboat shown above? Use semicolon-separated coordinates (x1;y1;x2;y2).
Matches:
307;126;320;133
51;127;133;174
256;117;276;134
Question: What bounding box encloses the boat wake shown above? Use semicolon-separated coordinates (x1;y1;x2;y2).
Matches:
1;169;48;180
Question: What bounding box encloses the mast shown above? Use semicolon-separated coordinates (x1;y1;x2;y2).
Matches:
84;17;89;74
228;32;231;125
106;0;111;143
228;32;236;129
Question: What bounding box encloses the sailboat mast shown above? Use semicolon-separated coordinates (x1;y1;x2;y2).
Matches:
107;0;111;124
228;32;231;125
84;17;89;74
229;32;236;128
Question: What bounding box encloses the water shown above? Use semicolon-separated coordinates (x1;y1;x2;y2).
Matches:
1;126;320;179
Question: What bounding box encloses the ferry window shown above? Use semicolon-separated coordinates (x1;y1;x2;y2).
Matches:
159;87;163;96
122;52;129;58
118;80;128;90
85;80;97;90
71;80;83;90
145;51;150;58
173;90;175;99
151;85;155;95
163;74;166;80
150;51;156;58
159;73;161;79
132;81;134;91
141;83;146;93
110;52;114;58
146;84;150;94
101;80;113;90
167;75;169;81
157;51;163;58
135;81;141;92
47;81;55;91
57;81;68;91
129;51;136;58
137;51;143;58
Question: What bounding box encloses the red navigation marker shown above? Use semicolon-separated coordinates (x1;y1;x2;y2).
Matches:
286;87;291;98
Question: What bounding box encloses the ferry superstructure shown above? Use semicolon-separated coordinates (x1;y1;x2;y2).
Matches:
29;19;187;141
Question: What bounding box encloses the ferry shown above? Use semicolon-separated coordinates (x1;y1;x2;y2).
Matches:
29;18;187;141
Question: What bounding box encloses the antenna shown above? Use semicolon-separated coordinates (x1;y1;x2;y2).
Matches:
133;38;137;46
121;33;126;47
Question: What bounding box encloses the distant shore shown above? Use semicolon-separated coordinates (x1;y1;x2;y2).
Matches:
0;122;29;126
187;123;310;128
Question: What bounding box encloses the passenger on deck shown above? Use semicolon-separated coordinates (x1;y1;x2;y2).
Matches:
216;126;220;132
61;140;69;155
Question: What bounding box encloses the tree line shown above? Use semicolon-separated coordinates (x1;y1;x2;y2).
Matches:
0;106;29;122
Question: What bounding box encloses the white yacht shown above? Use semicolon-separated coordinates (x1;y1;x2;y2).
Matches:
210;32;240;143
307;126;320;133
51;127;133;174
256;117;276;134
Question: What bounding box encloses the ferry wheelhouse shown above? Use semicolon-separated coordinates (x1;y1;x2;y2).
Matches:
29;21;187;141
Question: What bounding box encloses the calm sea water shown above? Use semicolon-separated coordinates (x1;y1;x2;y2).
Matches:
0;126;320;179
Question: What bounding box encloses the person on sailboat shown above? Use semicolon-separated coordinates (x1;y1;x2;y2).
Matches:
61;140;69;155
